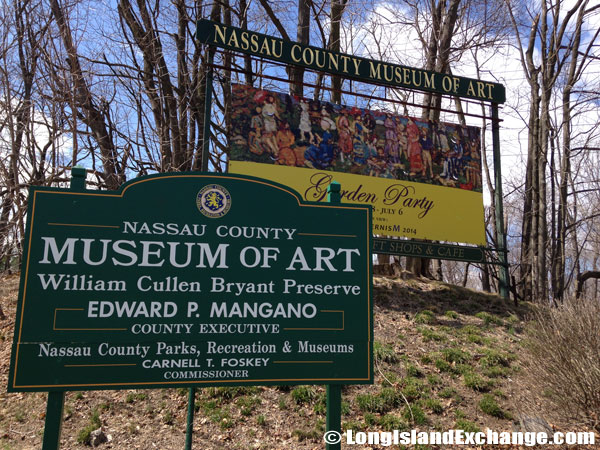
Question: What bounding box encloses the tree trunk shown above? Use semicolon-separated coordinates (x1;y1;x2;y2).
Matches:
290;0;310;97
576;271;600;299
329;0;346;104
406;0;460;278
51;0;123;189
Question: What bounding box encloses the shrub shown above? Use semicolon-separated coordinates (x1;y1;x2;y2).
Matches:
524;298;600;432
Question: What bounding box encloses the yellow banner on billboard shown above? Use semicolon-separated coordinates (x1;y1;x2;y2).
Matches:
230;161;485;245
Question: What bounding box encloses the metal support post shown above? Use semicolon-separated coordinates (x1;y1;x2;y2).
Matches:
491;104;510;299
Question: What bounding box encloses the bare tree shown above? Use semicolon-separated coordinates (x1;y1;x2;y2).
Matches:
49;0;125;189
506;0;600;302
0;0;65;270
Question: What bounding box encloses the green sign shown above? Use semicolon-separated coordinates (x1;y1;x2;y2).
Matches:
196;19;505;104
373;238;484;263
8;173;373;391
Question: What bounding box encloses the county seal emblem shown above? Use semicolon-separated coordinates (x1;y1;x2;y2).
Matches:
196;184;231;218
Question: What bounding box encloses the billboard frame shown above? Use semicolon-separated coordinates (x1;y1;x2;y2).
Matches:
195;19;509;300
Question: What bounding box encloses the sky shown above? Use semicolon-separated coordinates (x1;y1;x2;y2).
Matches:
6;0;599;201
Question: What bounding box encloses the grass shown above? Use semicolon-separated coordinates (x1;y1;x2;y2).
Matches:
292;428;321;441
356;388;402;414
444;310;459;319
76;408;102;444
13;409;25;423
479;394;511;419
236;395;261;416
400;377;428;402
434;358;452;372
312;392;327;415
343;419;366;432
403;405;427;425
438;387;458;399
480;349;514;368
421;398;444;414
463;372;491;392
418;327;447;342
163;410;175;425
426;374;441;387
207;386;259;399
414;310;436;324
201;400;234;429
420;354;433;364
441;347;471;364
476;311;505;327
455;419;481;433
291;386;319;405
378;414;408;431
405;363;423;378
482;366;510;378
125;392;148;403
374;341;400;363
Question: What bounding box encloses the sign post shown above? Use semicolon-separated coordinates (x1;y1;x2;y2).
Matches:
41;166;87;450
326;182;342;450
492;105;510;299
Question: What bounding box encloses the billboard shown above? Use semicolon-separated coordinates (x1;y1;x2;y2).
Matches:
228;84;486;245
196;19;506;104
9;173;373;391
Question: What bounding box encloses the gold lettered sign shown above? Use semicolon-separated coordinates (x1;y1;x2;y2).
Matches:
8;173;373;391
196;19;505;103
229;161;485;246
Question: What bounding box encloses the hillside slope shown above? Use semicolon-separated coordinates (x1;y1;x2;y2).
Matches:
0;273;578;449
